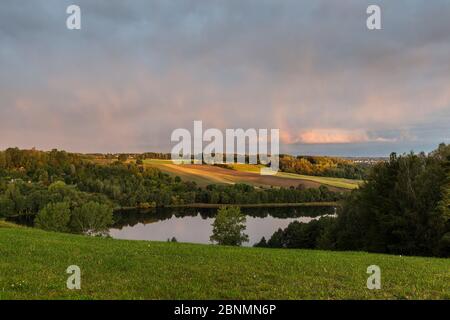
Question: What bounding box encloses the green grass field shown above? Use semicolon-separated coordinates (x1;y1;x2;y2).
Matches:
275;172;362;190
1;221;448;300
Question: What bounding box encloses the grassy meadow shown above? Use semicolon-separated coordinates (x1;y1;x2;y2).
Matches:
1;221;448;300
275;172;362;190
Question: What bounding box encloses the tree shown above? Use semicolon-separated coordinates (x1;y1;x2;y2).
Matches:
118;154;128;162
254;236;267;247
35;202;71;232
210;206;248;246
70;201;113;235
331;148;449;256
437;148;450;256
0;195;15;217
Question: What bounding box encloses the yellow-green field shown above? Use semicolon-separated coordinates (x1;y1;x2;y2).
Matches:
275;172;362;190
143;160;361;190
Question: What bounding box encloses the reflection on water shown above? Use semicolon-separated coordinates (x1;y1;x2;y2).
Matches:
109;206;335;246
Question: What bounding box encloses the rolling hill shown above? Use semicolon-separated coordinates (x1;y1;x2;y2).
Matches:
144;159;362;190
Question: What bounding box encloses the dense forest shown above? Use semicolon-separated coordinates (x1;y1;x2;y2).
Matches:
0;148;342;231
257;144;450;257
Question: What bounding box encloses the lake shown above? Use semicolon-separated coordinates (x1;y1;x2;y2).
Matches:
110;206;336;246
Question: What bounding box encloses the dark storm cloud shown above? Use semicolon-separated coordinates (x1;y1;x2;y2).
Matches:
0;0;449;155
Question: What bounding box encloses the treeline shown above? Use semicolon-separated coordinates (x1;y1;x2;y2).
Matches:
257;144;450;257
0;178;114;234
279;155;369;179
92;152;171;162
0;148;343;219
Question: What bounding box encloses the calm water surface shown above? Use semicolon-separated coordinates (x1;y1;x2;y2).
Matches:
109;206;335;246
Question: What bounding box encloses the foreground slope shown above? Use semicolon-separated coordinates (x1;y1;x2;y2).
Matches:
0;222;448;299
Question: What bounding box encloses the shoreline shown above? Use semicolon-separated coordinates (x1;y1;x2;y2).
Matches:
116;201;340;211
7;202;340;218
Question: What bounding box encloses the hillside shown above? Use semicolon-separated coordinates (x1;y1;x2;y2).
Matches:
1;221;448;300
143;160;362;190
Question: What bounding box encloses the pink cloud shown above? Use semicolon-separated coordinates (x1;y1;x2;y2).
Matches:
281;129;392;144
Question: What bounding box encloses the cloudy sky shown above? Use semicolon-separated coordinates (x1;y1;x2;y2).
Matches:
1;0;449;156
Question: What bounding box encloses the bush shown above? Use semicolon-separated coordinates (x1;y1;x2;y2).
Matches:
35;202;71;232
70;201;113;235
0;196;15;218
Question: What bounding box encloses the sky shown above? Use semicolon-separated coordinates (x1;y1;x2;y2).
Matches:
0;0;449;156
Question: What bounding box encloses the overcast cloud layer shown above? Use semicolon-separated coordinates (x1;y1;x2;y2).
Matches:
1;0;449;156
